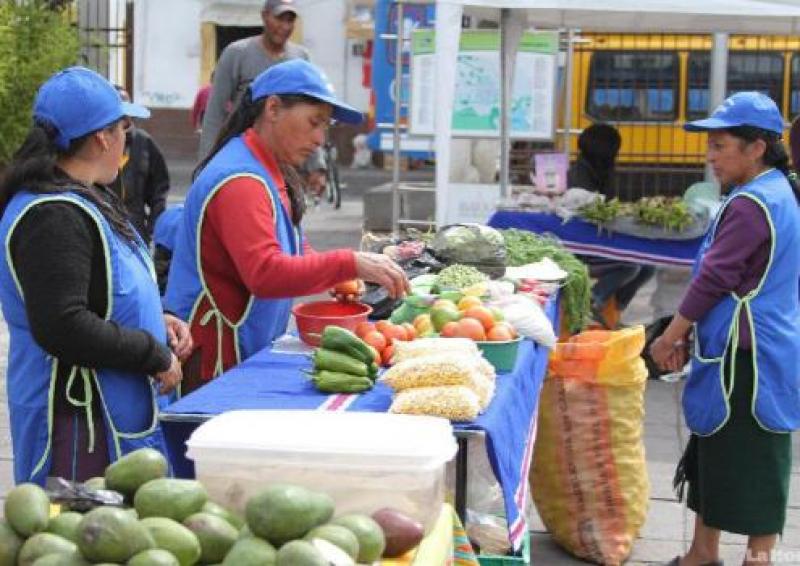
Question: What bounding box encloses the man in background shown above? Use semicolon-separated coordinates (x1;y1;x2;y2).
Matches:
110;86;170;244
198;0;309;159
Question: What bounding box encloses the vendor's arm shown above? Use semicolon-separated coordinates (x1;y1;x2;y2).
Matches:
206;177;357;298
10;202;172;375
678;197;770;323
651;197;769;371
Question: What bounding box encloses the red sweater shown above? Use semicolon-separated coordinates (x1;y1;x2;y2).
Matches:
190;128;356;381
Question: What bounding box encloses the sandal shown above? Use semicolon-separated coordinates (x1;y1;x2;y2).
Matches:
664;557;724;566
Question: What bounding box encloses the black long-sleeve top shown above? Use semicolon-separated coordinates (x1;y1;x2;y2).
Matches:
9;201;171;373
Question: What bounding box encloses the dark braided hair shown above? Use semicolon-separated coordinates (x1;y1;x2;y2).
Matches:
194;90;325;226
0;120;138;242
726;125;800;204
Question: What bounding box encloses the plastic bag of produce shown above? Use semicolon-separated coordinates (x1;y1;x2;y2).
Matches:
382;353;495;392
430;224;506;278
531;326;649;566
488;294;556;349
390;385;481;421
392;338;479;363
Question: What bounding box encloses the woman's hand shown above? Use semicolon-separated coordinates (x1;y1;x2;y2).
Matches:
650;335;689;373
164;313;193;362
354;252;410;299
154;352;183;394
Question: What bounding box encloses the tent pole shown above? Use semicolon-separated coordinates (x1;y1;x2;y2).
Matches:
391;0;405;233
562;29;575;154
499;7;511;198
705;32;728;184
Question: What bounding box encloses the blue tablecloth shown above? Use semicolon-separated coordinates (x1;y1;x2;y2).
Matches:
489;210;703;267
160;299;557;552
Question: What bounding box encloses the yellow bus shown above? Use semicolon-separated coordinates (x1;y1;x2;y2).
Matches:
564;34;800;196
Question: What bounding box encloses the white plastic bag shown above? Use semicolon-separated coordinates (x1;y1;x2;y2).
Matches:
488;295;556;349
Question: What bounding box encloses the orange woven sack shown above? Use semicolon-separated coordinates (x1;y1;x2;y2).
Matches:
532;326;649;565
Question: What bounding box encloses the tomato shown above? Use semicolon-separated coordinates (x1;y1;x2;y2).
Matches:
456;318;486;341
375;320;393;334
440;321;460;338
401;323;417;341
354;321;375;339
381;343;395;366
362;331;388;352
457;295;483;311
380;324;407;342
487;325;513;342
334;279;361;296
463;306;496;332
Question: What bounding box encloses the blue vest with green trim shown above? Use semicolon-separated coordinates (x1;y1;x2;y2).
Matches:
685;169;800;435
0;191;169;485
164;135;301;376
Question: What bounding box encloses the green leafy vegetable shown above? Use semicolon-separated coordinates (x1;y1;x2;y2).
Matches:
501;229;591;334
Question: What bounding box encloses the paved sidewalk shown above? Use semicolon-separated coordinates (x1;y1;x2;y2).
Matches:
0;165;797;565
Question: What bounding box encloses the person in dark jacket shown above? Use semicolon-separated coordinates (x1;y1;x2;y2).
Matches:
568;123;655;327
0;67;191;484
108;86;170;244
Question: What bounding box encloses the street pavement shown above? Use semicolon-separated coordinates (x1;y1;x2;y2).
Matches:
0;160;797;565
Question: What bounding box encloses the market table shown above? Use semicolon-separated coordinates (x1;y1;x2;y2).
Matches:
160;298;557;553
488;209;704;267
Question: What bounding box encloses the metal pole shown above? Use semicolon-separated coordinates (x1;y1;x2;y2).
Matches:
391;1;405;233
705;33;728;183
499;8;511;198
562;29;575;154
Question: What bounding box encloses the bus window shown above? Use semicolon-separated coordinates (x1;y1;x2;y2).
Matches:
587;51;678;122
790;54;800;119
687;51;784;120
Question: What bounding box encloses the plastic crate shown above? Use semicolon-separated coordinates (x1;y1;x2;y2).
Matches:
477;531;531;565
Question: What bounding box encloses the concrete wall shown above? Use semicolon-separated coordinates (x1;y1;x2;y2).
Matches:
132;0;370;111
133;0;203;109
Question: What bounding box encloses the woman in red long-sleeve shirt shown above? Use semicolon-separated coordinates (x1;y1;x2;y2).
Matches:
165;60;408;390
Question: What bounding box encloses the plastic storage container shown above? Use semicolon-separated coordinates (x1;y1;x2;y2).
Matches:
186;410;458;534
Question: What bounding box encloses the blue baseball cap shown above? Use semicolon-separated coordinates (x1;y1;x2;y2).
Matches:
33;66;150;150
684;91;784;135
249;59;363;124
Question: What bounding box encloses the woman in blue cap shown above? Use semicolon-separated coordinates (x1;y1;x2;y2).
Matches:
651;92;800;565
0;67;192;484
165;59;408;389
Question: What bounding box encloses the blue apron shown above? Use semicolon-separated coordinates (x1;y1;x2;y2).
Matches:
0;191;169;485
164;135;301;378
685;168;800;435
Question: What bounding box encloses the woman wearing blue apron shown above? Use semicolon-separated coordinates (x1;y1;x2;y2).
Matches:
0;67;192;485
165;60;408;390
651;92;800;566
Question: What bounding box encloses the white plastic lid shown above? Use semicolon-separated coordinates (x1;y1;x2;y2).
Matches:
186;410;458;469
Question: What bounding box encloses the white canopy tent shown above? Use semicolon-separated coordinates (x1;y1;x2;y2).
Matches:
432;0;800;226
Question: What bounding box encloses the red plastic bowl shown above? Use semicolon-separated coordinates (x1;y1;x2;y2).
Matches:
292;300;373;346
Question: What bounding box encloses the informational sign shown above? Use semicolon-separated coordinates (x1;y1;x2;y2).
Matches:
367;0;435;156
410;30;559;140
445;183;502;225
